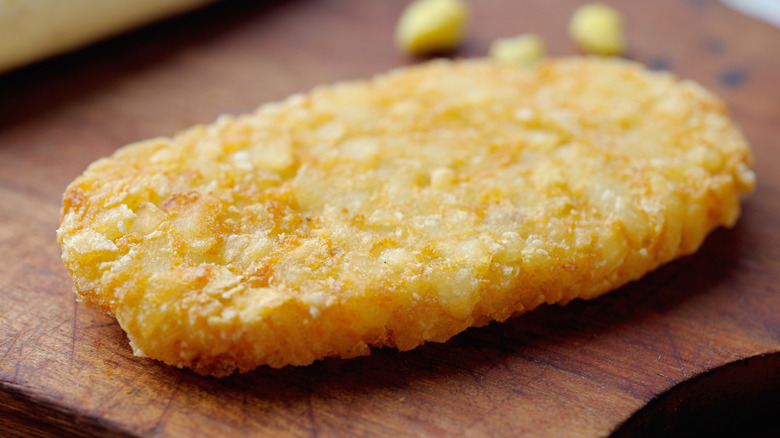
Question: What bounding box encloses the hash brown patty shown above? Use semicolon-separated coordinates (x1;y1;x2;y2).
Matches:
58;57;755;376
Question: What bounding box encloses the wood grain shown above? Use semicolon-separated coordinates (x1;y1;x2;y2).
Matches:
1;0;778;436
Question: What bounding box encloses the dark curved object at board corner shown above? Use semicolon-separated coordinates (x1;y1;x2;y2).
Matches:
610;352;780;438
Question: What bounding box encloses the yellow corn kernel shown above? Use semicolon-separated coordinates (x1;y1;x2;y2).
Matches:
569;3;625;56
489;34;546;67
395;0;469;56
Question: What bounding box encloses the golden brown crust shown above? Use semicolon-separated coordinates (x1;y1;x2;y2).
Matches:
57;57;755;376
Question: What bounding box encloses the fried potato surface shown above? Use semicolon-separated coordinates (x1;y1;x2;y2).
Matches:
58;57;755;376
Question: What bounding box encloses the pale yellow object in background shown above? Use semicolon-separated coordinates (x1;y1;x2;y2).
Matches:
396;0;469;56
569;3;625;56
489;34;545;67
0;0;216;73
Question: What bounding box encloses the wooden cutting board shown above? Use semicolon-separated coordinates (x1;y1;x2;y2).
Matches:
1;0;778;436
